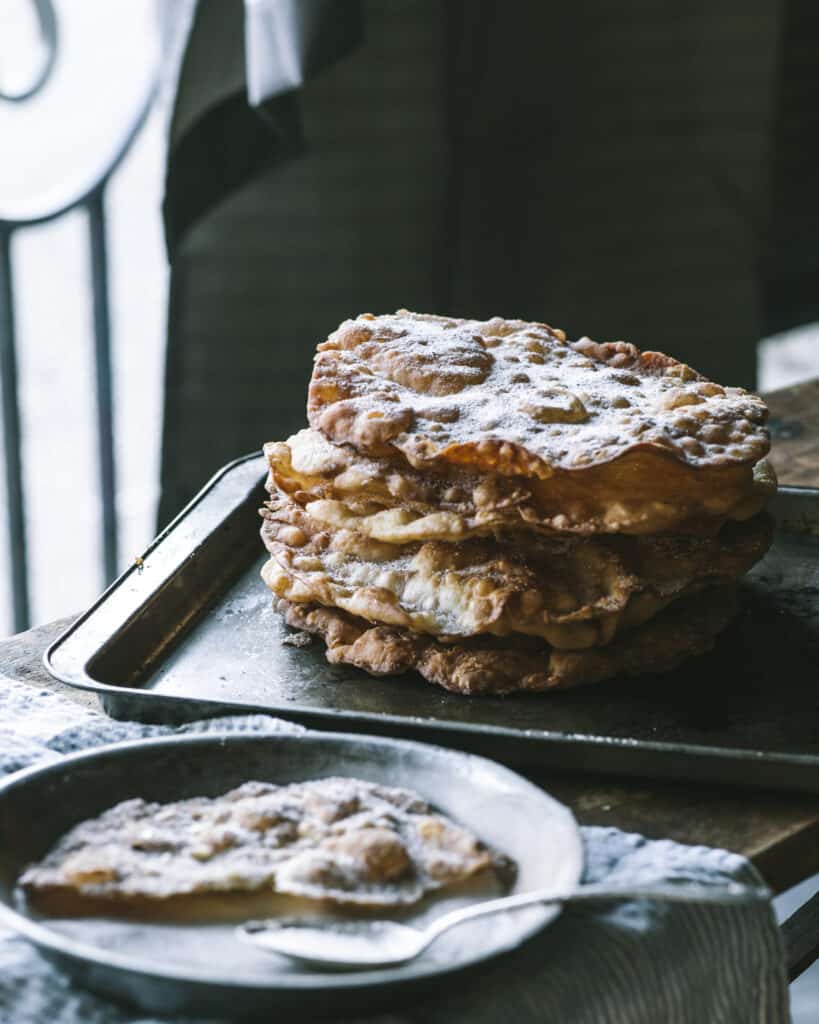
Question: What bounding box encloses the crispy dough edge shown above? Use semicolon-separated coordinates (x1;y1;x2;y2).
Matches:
306;312;770;477
273;586;738;695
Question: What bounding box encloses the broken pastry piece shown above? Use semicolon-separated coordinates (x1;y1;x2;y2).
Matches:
20;778;510;919
260;311;775;695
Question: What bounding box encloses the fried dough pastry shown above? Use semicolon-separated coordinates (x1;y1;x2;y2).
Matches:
260;495;769;649
306;312;770;531
276;585;738;695
21;778;507;918
257;310;776;694
267;428;775;537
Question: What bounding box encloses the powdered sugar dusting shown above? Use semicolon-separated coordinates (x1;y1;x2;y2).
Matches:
307;311;770;476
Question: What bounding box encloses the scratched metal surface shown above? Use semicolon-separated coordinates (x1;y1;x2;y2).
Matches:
45;456;819;791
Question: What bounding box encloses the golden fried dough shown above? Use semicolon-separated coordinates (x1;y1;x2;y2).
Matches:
267;428;775;537
307;311;769;482
22;779;504;918
275;586;738;695
258;310;775;695
260;495;769;649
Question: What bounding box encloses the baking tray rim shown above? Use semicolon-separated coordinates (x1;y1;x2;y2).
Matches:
41;455;819;772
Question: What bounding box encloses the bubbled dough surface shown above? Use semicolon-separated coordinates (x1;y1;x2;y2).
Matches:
267;430;776;539
21;778;499;911
260;494;770;649
276;586;739;695
307;311;770;480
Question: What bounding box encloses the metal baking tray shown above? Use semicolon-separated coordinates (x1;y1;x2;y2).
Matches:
45;454;819;793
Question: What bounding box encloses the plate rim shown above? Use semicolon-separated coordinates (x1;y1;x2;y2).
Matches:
0;729;584;994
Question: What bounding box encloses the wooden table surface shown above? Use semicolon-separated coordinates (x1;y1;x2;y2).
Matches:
3;378;819;972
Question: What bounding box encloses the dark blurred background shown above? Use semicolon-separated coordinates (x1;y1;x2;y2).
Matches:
160;0;819;523
1;0;818;634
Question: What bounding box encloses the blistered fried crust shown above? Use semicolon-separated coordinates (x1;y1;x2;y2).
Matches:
307;312;770;486
260;496;769;649
267;429;776;537
21;778;505;918
275;586;738;695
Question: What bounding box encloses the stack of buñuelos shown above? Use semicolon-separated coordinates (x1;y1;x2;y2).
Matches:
259;311;775;695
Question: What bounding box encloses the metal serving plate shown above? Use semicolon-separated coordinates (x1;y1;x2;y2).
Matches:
0;732;581;1018
45;455;819;792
